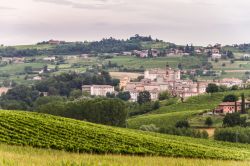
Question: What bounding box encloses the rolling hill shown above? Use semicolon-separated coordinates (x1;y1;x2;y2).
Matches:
0;110;250;160
128;90;250;129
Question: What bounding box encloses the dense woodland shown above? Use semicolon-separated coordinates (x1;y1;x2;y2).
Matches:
0;35;153;57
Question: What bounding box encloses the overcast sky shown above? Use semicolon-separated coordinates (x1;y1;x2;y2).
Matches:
1;0;250;46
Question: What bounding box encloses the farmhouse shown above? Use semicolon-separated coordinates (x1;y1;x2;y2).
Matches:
214;101;250;114
82;85;114;96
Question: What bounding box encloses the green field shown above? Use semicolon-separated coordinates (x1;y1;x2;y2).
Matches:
105;56;206;69
1;144;250;166
128;90;250;129
0;110;250;160
13;44;55;50
189;114;224;128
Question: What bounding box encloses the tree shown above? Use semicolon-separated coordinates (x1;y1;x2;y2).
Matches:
175;120;190;128
1;85;39;108
106;92;116;98
223;94;238;102
158;91;170;100
218;85;228;92
241;93;246;114
205;117;213;127
116;91;131;101
37;98;127;127
33;96;65;109
223;112;246;127
148;48;153;58
69;89;83;100
231;85;239;91
152;101;160;110
24;66;33;74
137;91;151;105
206;83;219;93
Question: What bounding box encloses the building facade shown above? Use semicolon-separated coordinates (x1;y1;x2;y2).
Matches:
82;85;114;96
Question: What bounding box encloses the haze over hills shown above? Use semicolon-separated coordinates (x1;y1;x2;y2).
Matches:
1;0;250;165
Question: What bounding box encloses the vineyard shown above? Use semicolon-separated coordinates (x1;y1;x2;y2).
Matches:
0;110;250;160
128;90;250;129
1;144;250;166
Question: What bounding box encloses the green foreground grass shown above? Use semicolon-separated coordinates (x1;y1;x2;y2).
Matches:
0;110;250;160
0;144;250;166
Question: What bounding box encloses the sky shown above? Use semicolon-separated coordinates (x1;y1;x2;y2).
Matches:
1;0;250;46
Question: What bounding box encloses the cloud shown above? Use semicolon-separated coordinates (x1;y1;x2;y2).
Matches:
0;6;15;10
33;0;125;9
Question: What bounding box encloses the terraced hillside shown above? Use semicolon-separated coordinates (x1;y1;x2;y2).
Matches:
128;90;250;129
0;110;250;160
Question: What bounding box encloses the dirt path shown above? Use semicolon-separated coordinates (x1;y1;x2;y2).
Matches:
199;128;215;137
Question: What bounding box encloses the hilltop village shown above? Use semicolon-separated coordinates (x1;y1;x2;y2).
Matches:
81;65;245;102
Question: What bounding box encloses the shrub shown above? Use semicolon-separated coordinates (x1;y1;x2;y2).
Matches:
205;117;213;127
175;120;190;128
214;127;250;143
223;94;238;102
159;127;208;139
223;112;246;127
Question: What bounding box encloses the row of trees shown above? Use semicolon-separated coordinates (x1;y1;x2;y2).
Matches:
140;120;208;139
0;35;154;57
206;83;240;93
36;98;127;127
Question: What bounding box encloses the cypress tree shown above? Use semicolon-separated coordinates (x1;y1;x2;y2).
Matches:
241;93;246;114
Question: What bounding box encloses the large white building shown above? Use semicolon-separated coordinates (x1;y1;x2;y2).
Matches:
82;85;114;96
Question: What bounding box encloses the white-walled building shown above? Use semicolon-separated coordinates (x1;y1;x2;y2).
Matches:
82;85;114;96
211;53;222;60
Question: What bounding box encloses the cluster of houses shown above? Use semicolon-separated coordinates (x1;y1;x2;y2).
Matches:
1;57;25;64
119;66;208;102
81;66;248;104
122;43;223;58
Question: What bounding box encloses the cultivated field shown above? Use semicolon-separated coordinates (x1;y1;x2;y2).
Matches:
128;90;250;129
0;110;250;160
1;144;250;166
109;72;143;79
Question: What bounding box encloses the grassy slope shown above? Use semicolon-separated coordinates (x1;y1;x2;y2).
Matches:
0;110;250;160
1;144;250;166
104;56;206;69
128;90;250;129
